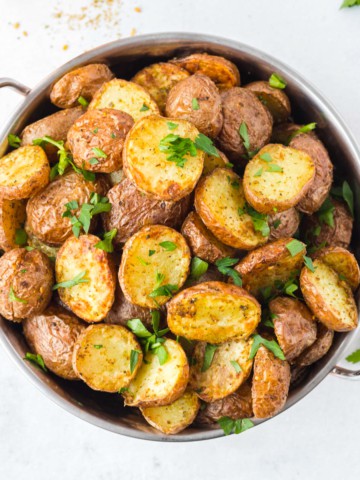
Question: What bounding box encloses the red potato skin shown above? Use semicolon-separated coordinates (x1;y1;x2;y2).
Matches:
268;208;300;241
295;323;334;367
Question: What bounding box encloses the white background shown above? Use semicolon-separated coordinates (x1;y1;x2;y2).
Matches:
0;1;360;479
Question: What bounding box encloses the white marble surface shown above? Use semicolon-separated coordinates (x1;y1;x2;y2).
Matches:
0;0;360;478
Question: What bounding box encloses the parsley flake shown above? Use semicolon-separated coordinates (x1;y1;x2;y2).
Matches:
52;270;89;290
7;134;21;148
130;350;141;373
346;349;360;363
140;103;150;112
159;241;177;251
230;360;242;373
192;98;200;110
249;334;285;360
190;257;209;279
215;257;242;286
217;417;254;435
77;96;89;107
269;73;287;89
15;228;27;246
286;239;305;257
9;286;27;304
95;229;117;253
24;352;47;372
202;344;218;372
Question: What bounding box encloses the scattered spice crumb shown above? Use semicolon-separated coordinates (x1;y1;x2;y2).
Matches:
13;22;20;29
23;31;28;37
134;6;142;12
62;44;69;50
130;28;137;36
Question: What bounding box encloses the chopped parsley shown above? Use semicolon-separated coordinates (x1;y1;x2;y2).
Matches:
159;241;177;251
239;203;270;237
92;147;107;158
77;96;89;107
140;103;150;112
192;98;200;110
230;360;242;373
7;134;21;148
249;334;285;360
95;228;117;253
215;257;242;286
287;123;317;144
346;349;360;363
24;352;47;372
9;286;27;304
286;239;305;257
201;344;218;372
148;249;156;256
217;417;254;435
167;122;178;130
239;122;257;159
15;228;27;246
331;181;354;216
52;270;89;290
130;350;141;373
159;134;197;167
269;73;287;89
93;344;103;349
303;255;316;272
190;257;209;279
341;0;360;7
317;197;335;227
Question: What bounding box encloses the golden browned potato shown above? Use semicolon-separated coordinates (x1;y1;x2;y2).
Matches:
55;234;116;322
123;338;189;407
268;208;300;241
189;338;253;402
20;107;84;162
26;171;107;247
0;198;26;251
252;345;291;419
103;178;191;245
312;246;360;290
165;74;223;138
235;238;306;298
170;53;240;91
132;62;190;113
140;390;200;435
119;225;191;308
167;281;261;344
269;297;317;362
245;80;291;124
202;149;231;176
181;211;237;264
50;63;114;108
217;88;273;162
295;323;334;367
72;324;142;392
0;248;53;322
0;146;50;200
123;115;204;201
194;168;268;250
243;144;315;214
89;78;160;121
67;108;134;173
23;304;86;380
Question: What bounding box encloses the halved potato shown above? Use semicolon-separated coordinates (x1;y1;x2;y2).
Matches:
88;78;160;121
167;281;261;344
235;238;306;298
243;144;315;213
123;115;204;201
0;146;50;200
55;234;116;322
295;323;334;367
0;198;26;251
123;338;189;407
72;324;142;392
202;149;231;176
300;259;358;332
170;53;240;91
189;338;253;402
245;80;291;124
140;390;200;435
119;225;191;308
194;168;268;250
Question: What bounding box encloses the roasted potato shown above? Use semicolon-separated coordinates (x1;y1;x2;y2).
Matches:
269;297;317;362
103;177;191;245
140;390;200;435
107;168;124;187
20;107;84;162
185;265;226;288
88;78;160;121
245;80;291;124
243;144;315;214
217;88;273;162
312;246;360;290
252;345;291;419
170;53;240;91
26;170;107;246
0;198;26;251
194;168;268;250
271;122;300;144
23;304;86;380
24;227;59;259
300;259;358;331
0;146;50;200
202;149;231;176
290;365;309;388
50;63;114;108
165;74;223;138
67;108;134;172
0;248;53;321
268;208;300;241
189;338;253;402
235;238;306;298
123;338;189;407
72;324;142;392
132;62;190;113
55;234;116;322
119;225;191;308
295;323;334;367
123;115;204;201
167;281;261;344
181;211;237;264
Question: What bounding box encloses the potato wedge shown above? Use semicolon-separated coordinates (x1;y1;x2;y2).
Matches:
140;390;200;435
245;80;291;124
123;338;189;407
123;115;204;201
300;259;358;331
295;323;334;367
235;238;306;298
88;78;160;121
189;338;253;402
252;344;291;419
55;234;116;322
167;281;260;344
243;144;315;214
170;53;240;91
194;168;268;250
0;198;26;251
268;208;300;241
312;246;360;290
132;62;190;113
0;146;50;200
202;149;231;176
119;225;191;308
72;324;142;392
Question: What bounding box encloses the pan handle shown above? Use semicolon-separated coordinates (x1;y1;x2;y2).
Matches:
0;78;31;96
331;365;360;379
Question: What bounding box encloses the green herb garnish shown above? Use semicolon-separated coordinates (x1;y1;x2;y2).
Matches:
192;98;200;110
201;344;218;372
52;270;89;290
215;257;242;286
194;133;219;157
190;257;209;279
217;417;254;435
249;334;285;360
93;344;103;349
24;352;47;372
287;123;317;144
15;228;27;246
78;96;89;107
269;73;287;89
346;349;360;363
303;255;316;272
167;122;178;130
230;360;242;373
159;241;177;251
341;0;360;7
95;229;117;253
9;286;27;304
130;350;141;373
140;103;150;112
8;134;21;148
159;134;197;168
286;239;305;257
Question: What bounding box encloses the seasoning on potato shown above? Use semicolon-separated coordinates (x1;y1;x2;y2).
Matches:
0;198;26;251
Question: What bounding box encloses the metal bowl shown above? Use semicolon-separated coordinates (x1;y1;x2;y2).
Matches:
0;33;359;442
